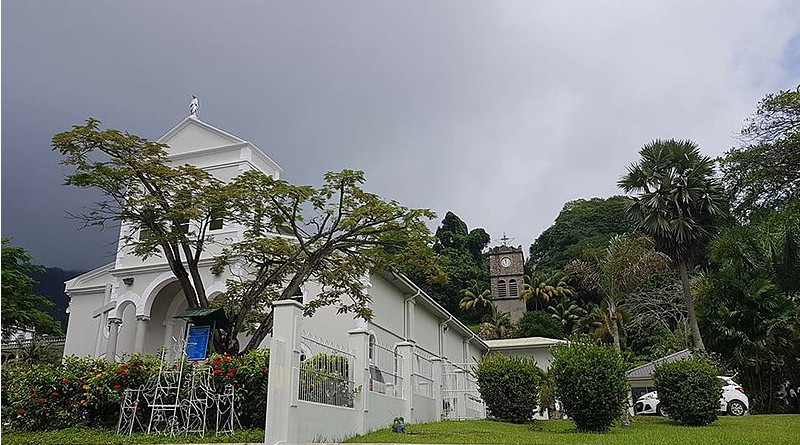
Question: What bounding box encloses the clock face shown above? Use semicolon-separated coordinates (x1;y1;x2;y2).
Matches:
501;257;511;268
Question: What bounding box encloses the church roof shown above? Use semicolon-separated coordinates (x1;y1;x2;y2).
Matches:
483;336;566;350
627;349;692;380
158;116;284;173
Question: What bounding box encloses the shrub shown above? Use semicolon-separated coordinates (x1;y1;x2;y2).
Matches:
474;353;540;423
207;349;270;428
514;310;564;339
550;338;628;432
653;356;722;426
1;349;269;432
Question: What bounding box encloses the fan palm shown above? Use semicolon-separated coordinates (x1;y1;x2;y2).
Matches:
618;139;728;351
547;296;587;334
522;270;574;310
459;280;493;312
566;234;670;351
479;311;513;339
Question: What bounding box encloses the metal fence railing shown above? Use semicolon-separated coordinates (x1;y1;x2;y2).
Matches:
298;332;355;408
412;352;434;398
442;361;486;420
368;341;404;398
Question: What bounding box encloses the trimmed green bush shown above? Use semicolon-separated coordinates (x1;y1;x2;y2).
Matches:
475;353;540;423
514;310;564;339
550;338;628;432
653;356;722;426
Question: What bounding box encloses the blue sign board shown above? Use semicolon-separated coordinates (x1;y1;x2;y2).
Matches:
185;325;211;361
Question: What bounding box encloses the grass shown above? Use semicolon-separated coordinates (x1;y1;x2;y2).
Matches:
1;427;264;445
345;415;800;445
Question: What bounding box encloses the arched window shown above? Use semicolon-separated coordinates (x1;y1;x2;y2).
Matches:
498;280;508;298
509;279;519;297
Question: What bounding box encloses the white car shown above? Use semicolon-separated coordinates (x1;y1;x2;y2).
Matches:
635;376;749;417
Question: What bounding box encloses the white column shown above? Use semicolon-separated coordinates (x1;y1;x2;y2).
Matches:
431;357;444;420
348;328;371;435
134;315;150;354
264;300;303;445
395;341;415;422
106;317;122;362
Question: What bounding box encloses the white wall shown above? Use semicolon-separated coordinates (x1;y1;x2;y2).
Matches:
63;291;103;357
414;307;440;355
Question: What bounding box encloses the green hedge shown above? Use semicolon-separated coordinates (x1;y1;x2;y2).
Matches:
475;354;540;423
550;338;628;432
1;349;269;432
653;356;722;426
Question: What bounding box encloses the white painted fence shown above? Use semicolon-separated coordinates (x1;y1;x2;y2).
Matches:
264;301;485;445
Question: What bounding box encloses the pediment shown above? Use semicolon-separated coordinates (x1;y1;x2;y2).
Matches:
158;117;246;155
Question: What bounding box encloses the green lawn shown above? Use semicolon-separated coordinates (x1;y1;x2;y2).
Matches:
1;427;264;445
345;415;800;445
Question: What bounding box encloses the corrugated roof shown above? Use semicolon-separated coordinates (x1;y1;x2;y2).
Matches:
627;349;692;379
484;336;566;350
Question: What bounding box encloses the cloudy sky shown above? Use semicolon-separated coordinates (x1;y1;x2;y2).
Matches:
2;1;799;271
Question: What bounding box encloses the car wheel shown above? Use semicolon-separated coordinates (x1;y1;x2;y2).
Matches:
727;400;746;416
656;404;667;417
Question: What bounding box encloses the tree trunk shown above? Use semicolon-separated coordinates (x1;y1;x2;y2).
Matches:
608;297;622;353
678;261;705;351
242;310;275;353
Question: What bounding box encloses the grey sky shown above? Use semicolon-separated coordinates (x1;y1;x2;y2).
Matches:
2;1;799;270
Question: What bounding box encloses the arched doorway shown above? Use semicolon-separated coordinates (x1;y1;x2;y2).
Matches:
143;281;189;356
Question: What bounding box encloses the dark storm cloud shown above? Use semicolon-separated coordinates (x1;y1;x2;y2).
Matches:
2;1;799;270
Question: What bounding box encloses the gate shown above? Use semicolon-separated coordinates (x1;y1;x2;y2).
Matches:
441;362;486;420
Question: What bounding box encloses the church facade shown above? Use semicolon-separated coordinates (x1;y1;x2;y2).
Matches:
62;114;487;369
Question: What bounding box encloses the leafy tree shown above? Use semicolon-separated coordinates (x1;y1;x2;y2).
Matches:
405;212;490;320
521;269;573;310
458;280;493;312
54;120;233;350
55;120;436;354
215;169;437;353
566;235;670;351
1;239;61;339
528;197;635;271
698;208;800;412
619;139;728;351
720;85;800;219
514;310;564;339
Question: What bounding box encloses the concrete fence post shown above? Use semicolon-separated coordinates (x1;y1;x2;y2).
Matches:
431;357;443;420
264;300;304;445
348;328;371;435
395;341;415;421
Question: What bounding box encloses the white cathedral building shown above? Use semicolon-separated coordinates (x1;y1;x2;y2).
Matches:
62;114;488;368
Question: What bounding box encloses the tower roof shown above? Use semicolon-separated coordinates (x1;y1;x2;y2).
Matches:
487;245;523;255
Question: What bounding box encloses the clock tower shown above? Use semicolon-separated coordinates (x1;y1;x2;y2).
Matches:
487;244;527;323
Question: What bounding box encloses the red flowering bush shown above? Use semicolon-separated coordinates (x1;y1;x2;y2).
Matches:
2;350;269;431
1;355;158;431
206;349;270;428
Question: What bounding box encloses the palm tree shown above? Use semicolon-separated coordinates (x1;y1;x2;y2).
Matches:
522;270;574;310
479;311;513;339
459;280;493;312
618;139;728;351
547;296;587;334
566;234;670;352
